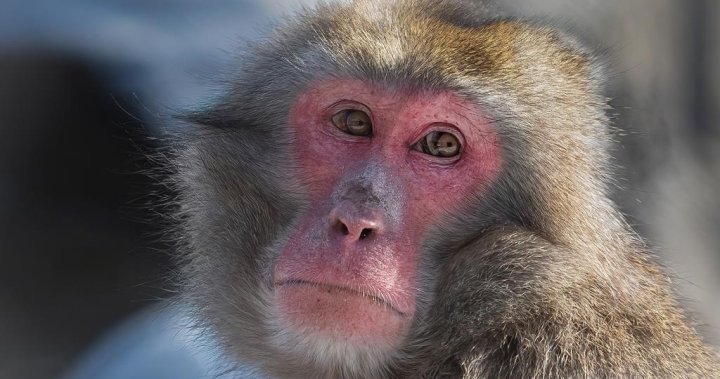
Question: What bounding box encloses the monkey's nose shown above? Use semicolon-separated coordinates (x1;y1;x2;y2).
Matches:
328;201;384;241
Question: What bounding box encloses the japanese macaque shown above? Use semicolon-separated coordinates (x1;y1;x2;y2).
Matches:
168;0;720;377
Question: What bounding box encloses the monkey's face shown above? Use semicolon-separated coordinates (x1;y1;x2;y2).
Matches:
175;1;613;375
271;78;501;354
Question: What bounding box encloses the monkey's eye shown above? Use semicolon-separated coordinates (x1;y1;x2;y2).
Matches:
418;131;461;158
331;110;372;136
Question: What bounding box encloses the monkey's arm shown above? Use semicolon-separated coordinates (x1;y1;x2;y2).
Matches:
407;227;720;379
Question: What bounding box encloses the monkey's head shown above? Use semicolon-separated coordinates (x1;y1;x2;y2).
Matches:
173;0;610;377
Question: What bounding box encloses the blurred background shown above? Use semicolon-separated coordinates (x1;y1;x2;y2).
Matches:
0;1;717;378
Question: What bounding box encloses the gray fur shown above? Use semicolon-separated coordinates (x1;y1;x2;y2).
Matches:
164;0;720;377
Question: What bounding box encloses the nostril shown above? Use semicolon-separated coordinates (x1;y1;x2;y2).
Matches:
359;228;372;240
328;202;384;241
332;219;350;236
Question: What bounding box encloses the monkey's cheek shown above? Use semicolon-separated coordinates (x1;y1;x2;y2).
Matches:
274;285;410;348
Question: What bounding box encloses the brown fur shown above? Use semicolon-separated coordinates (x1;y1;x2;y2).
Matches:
169;0;720;377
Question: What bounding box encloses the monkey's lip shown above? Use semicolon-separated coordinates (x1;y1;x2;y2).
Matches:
274;279;408;317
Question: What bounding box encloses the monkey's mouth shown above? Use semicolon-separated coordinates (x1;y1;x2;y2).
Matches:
275;279;407;317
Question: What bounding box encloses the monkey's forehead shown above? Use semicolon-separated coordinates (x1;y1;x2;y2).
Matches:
257;0;597;101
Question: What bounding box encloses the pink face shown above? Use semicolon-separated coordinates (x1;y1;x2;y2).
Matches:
273;78;501;350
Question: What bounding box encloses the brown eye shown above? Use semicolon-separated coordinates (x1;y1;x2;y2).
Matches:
331;110;372;136
420;131;461;158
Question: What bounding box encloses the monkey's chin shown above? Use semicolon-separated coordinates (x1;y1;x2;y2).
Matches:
273;282;410;350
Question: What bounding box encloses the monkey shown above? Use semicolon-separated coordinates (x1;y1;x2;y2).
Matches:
165;0;720;378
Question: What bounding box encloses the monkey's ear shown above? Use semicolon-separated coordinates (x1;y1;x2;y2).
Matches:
181;113;223;129
173;106;247;131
